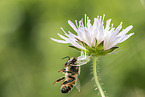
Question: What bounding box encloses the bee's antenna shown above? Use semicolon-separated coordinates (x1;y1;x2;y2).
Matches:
61;56;70;60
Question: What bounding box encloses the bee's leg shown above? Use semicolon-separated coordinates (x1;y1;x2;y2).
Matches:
58;69;66;73
53;76;65;84
61;65;66;70
61;76;75;85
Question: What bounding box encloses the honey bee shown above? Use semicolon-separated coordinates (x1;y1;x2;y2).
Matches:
53;57;80;93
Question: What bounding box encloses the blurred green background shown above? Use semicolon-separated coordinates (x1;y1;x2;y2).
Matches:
0;0;145;97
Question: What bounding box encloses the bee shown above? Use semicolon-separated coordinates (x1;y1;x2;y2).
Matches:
53;56;80;93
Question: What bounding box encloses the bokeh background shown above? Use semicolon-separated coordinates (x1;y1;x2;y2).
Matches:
0;0;145;97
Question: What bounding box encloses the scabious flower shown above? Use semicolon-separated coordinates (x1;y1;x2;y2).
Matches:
51;14;134;57
51;14;134;97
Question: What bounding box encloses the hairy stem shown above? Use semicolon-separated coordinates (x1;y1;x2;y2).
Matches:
93;56;105;97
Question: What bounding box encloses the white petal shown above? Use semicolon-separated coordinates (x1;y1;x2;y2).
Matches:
78;28;91;47
118;25;133;36
87;17;91;30
67;31;78;40
102;14;105;24
113;22;122;35
85;14;87;27
51;38;68;43
103;39;116;50
58;33;68;40
75;20;79;28
61;27;69;37
68;20;78;32
95;20;104;45
110;36;121;48
58;33;86;50
119;33;134;43
69;40;86;50
79;18;84;28
105;19;111;31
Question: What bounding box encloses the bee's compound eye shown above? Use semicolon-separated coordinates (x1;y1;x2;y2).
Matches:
74;57;77;60
72;57;77;63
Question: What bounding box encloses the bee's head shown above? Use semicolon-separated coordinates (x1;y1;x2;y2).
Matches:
62;56;77;67
65;57;77;66
70;57;77;63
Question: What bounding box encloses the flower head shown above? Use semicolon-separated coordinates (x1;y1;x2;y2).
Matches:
51;14;134;56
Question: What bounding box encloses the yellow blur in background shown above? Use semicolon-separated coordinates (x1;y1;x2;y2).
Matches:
0;0;145;97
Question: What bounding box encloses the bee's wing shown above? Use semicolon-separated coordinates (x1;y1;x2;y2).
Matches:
75;74;80;92
75;66;81;92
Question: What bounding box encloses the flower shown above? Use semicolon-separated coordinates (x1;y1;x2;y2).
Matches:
51;14;134;56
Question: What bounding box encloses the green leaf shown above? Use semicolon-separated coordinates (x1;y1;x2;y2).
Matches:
95;41;104;51
94;39;98;47
101;46;119;55
68;45;81;51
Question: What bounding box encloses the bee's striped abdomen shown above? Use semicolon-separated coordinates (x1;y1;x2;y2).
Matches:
61;76;76;93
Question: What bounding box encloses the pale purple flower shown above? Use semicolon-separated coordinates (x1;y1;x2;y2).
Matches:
51;14;134;55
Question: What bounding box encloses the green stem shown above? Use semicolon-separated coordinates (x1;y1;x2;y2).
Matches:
93;56;105;97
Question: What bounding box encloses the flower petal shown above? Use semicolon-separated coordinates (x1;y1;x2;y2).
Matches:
51;38;68;43
113;22;122;35
68;20;78;33
118;25;133;36
119;33;134;43
58;33;69;40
